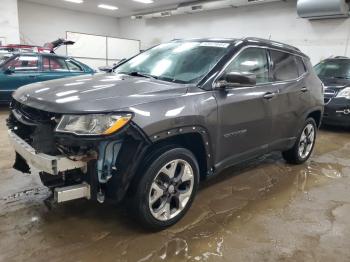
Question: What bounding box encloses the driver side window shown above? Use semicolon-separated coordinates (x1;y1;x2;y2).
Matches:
224;47;269;84
4;55;39;72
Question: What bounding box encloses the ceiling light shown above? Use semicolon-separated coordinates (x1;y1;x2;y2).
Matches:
134;0;154;3
98;4;119;10
133;0;154;3
64;0;84;3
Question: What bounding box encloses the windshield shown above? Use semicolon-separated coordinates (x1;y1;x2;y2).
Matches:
114;41;231;84
314;59;350;79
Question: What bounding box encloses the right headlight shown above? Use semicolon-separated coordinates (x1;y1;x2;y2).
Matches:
55;113;133;136
337;87;350;99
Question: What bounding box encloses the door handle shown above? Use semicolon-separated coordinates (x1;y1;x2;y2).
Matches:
301;87;308;93
28;75;37;78
263;92;276;100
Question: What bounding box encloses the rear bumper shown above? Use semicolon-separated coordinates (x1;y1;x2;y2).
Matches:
8;130;87;175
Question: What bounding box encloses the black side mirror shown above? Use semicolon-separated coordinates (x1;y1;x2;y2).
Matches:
4;67;14;75
98;66;113;73
215;72;256;89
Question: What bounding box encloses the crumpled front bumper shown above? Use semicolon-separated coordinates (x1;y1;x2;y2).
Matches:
8;130;87;175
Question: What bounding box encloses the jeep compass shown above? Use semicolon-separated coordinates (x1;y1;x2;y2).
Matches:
7;38;324;229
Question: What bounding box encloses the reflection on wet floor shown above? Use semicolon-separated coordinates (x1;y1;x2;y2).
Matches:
1;108;350;262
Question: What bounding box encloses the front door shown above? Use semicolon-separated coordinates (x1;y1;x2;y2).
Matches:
214;47;279;169
0;54;40;102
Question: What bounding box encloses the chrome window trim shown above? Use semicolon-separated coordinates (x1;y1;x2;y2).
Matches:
212;45;308;90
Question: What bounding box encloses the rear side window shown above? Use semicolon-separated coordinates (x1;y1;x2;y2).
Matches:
224;47;269;84
42;56;69;72
270;50;298;81
295;56;307;76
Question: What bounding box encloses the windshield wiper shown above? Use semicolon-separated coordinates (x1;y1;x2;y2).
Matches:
126;71;158;80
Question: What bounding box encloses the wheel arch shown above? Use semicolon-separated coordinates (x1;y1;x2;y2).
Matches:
145;130;212;181
306;109;323;128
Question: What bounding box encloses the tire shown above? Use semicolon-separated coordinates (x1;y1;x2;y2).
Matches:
130;146;199;230
282;118;317;164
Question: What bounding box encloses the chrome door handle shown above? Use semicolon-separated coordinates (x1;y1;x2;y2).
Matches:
263;92;276;99
301;87;308;93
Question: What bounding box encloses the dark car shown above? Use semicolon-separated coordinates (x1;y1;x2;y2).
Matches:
0;52;94;103
7;38;323;229
315;57;350;127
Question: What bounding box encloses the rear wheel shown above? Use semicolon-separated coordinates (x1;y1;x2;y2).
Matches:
282;118;317;164
130;147;199;230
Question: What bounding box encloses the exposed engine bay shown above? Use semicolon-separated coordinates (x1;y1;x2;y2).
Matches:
7;100;150;205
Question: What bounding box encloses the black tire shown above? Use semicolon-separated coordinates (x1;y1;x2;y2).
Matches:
282;118;317;164
130;146;199;230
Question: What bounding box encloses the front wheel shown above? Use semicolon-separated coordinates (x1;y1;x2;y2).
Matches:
131;147;199;230
282;118;317;164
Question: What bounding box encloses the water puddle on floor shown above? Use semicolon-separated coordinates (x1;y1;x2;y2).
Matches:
0;126;350;262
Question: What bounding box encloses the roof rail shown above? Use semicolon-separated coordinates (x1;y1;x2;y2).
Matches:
333;56;349;59
242;37;301;52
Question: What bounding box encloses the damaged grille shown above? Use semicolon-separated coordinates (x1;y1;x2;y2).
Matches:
11;100;57;123
8;100;60;155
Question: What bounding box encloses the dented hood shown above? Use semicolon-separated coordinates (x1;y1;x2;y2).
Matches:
12;73;189;113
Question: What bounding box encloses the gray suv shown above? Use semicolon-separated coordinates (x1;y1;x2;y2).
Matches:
7;38;324;229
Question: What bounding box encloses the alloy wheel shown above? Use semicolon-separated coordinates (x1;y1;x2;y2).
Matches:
298;123;315;159
148;159;194;221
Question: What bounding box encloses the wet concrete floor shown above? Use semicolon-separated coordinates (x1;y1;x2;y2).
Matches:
1;108;350;262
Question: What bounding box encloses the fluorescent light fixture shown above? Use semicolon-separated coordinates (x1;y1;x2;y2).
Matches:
133;0;154;3
64;0;84;3
98;4;119;10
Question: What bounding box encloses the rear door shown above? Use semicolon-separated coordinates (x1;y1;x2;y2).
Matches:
214;47;279;168
0;54;40;102
268;50;309;150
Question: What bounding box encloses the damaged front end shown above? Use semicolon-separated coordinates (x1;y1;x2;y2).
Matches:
7;100;151;205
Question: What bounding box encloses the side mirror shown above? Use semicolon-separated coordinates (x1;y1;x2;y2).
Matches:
4;67;14;75
98;66;113;73
215;72;256;89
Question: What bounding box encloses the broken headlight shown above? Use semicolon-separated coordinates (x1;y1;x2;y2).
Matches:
55;113;133;136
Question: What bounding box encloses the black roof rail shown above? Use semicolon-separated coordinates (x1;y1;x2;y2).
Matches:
242;37;301;52
333;56;349;59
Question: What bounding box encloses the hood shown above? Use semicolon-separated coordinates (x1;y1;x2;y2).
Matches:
320;77;350;89
13;73;189;113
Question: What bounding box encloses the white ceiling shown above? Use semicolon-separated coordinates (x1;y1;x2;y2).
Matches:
21;0;198;17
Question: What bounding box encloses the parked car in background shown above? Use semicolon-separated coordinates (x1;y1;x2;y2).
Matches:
0;52;94;103
7;38;323;229
0;39;75;64
315;57;350;127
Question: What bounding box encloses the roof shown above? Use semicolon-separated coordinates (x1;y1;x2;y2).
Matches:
171;37;304;55
10;52;66;57
172;38;239;43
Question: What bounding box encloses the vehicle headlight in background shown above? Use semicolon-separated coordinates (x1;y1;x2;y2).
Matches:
55;113;133;136
337;87;350;99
